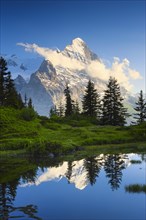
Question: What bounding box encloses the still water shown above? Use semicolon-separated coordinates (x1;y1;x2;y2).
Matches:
0;153;146;220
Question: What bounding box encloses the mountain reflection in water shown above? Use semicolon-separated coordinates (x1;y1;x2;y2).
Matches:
0;153;145;220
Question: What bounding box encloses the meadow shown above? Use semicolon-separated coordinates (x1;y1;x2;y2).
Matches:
0;107;146;157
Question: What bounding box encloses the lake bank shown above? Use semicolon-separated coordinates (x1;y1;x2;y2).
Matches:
0;107;146;157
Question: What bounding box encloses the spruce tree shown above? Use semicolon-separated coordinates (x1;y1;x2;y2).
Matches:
4;72;19;108
134;90;146;124
17;93;24;109
24;93;28;107
28;98;33;108
0;57;24;109
58;101;64;117
64;85;73;117
72;100;80;115
0;57;9;106
82;80;101;118
102;77;128;126
50;105;58;118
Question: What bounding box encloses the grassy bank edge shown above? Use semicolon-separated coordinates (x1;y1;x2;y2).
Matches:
0;141;146;159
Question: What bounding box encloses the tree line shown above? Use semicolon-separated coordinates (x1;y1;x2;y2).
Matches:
0;56;145;125
51;78;146;126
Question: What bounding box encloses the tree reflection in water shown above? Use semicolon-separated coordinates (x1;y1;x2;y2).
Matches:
65;161;74;183
0;175;41;219
104;154;127;191
0;153;138;219
84;156;103;185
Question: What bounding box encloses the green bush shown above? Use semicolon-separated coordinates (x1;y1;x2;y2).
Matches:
20;108;37;121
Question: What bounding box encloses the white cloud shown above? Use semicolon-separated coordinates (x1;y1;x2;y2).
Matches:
17;42;142;91
17;42;84;70
128;69;142;80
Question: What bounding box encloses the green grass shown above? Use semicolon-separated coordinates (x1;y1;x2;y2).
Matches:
125;184;146;193
0;107;146;156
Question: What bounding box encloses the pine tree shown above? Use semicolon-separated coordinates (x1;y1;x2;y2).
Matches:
102;77;129;126
17;93;24;109
50;105;58;118
134;90;146;124
72;100;80;115
28;98;33;108
64;85;73;117
82;80;101;118
58;101;64;117
24;93;28;107
4;72;19;108
0;57;24;109
0;57;9;106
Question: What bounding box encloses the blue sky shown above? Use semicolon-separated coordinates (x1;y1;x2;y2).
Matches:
0;0;145;92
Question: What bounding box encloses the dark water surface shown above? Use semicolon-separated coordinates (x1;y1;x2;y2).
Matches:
0;153;146;220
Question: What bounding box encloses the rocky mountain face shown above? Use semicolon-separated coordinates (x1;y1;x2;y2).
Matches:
3;54;43;80
11;38;136;117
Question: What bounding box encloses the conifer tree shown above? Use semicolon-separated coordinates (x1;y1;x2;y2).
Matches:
0;57;24;109
58;101;64;117
17;93;24;109
134;90;146;124
28;98;33;108
82;80;101;118
64;85;73;117
72;100;80;115
4;72;19;108
24;93;28;107
50;105;58;118
102;76;128;126
0;57;9;106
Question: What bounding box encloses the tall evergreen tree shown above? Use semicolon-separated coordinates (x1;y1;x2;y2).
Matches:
134;90;146;124
28;98;33;108
0;57;9;106
64;85;73;117
58;101;64;117
17;93;24;109
102;77;129;126
82;80;101;118
72;100;80;115
24;93;28;107
4;72;19;108
49;105;58;118
0;57;24;109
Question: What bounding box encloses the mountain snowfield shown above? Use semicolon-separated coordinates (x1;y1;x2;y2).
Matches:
3;38;140;117
20;154;135;190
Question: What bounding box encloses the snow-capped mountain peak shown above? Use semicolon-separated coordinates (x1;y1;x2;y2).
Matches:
63;37;99;63
7;37;137;118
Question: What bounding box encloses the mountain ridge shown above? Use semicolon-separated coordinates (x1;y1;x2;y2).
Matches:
2;38;138;117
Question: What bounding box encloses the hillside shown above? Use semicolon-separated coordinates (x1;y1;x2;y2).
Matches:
0;107;146;157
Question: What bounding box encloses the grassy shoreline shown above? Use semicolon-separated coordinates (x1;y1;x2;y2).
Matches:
0;142;146;158
0;107;146;157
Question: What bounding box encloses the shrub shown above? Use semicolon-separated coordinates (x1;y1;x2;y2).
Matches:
20;108;37;121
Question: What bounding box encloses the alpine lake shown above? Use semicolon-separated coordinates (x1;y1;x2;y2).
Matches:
0;153;146;220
